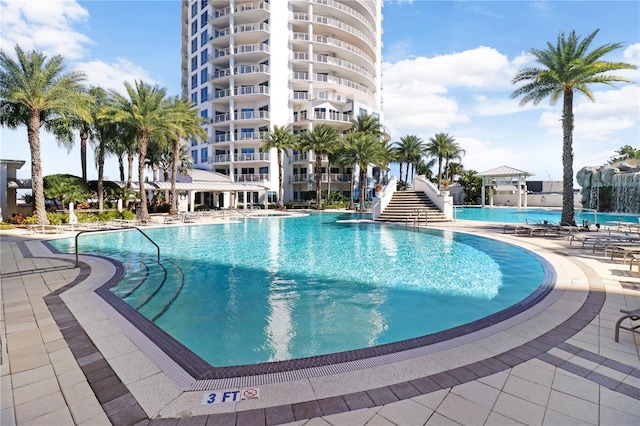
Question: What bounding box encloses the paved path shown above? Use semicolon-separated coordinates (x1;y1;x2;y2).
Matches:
1;218;639;425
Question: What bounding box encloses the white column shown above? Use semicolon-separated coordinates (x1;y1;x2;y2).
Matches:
517;177;522;208
481;180;486;207
189;190;195;212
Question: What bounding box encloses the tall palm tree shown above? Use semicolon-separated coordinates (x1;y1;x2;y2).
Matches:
104;80;170;221
425;132;456;189
442;140;465;182
164;96;206;215
343;130;385;211
512;29;636;225
260;125;297;210
297;124;340;209
0;46;88;224
394;135;424;185
87;86;119;211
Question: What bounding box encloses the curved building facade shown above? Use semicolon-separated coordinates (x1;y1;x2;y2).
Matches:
181;0;383;205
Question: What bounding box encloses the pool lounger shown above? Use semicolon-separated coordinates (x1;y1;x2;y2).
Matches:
614;308;640;342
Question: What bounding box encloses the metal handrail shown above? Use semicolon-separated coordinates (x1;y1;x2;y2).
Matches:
75;226;160;267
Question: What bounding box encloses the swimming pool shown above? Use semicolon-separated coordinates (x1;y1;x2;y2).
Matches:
454;207;639;225
50;213;549;369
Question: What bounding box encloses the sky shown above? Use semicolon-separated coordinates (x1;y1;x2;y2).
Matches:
1;0;639;187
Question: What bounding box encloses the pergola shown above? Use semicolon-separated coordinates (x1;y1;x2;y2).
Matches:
477;166;533;208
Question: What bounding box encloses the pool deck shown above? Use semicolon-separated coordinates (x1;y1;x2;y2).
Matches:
1;215;639;425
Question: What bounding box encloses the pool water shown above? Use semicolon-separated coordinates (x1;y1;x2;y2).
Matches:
50;213;546;367
455;207;639;225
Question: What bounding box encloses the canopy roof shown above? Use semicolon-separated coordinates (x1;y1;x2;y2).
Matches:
477;166;533;178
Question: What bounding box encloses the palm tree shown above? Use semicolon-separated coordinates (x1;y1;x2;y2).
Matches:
87;86;119;211
394;135;424;185
343;130;385;211
0;46;88;224
442;141;466;182
297;124;340;209
104;81;170;221
512;29;636;225
260;125;297;210
425;132;456;189
164;96;206;215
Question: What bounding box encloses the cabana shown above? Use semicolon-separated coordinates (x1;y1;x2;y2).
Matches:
477;166;533;208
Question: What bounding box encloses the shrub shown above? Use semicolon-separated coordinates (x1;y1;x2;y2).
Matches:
46;212;66;225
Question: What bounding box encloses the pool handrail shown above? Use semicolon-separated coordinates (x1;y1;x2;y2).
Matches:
74;226;160;267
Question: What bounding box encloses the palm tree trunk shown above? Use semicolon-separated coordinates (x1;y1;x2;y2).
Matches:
138;135;150;221
359;165;367;211
562;89;576;226
315;150;322;209
349;166;356;210
80;130;88;181
170;139;179;215
97;135;105;212
28;113;48;225
118;154;125;181
399;163;404;185
127;151;134;188
277;149;284;209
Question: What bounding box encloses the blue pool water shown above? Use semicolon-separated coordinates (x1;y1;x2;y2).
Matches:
50;213;546;367
455;207;639;225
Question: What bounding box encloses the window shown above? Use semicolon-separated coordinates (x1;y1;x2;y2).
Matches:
191;21;198;35
191;2;198;17
200;49;208;64
191;137;198;146
259;167;268;175
191;74;197;89
200;68;208;83
200;12;208;28
191;56;197;71
359;107;367;117
240;108;254;119
191;92;197;104
191;38;198;53
268;191;277;203
191;150;198;163
201;30;208;46
200;87;208;101
200;147;208;163
201;0;208;8
200;109;208;119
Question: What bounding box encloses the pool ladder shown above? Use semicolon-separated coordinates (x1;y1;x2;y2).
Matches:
406;209;428;228
74;226;160;267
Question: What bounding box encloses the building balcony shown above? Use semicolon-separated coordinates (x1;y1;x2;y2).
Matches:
292;72;372;97
293;0;375;37
311;111;352;124
290;174;350;184
210;110;270;125
211;152;270;164
292;52;373;81
235;173;270;182
291;32;374;70
208;131;267;145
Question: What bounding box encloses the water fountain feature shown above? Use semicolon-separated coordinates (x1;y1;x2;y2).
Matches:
576;161;640;213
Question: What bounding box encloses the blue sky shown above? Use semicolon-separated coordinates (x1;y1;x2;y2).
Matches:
1;0;638;185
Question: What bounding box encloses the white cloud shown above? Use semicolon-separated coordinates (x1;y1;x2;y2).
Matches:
75;59;158;92
0;0;90;59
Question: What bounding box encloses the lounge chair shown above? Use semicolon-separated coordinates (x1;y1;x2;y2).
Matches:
614;308;640;342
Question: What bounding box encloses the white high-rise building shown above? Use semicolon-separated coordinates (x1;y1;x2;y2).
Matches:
181;0;383;206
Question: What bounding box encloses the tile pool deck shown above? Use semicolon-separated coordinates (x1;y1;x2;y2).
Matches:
1;217;639;425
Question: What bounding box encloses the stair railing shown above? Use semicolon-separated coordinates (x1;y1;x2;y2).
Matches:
74;226;160;267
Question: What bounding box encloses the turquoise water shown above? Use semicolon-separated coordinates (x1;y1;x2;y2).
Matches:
455;207;639;225
50;213;545;367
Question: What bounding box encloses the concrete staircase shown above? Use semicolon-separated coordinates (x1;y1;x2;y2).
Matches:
376;191;450;223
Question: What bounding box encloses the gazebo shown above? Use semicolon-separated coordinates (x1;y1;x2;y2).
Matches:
477;166;533;208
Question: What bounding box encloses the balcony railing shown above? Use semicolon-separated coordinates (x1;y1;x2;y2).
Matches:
296;0;374;30
292;72;372;97
235;64;270;75
290;173;350;183
211;152;270;163
235;173;269;182
312;111;352;123
211;111;270;123
209;131;267;144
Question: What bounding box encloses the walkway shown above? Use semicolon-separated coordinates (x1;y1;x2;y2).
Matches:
1;217;639;425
